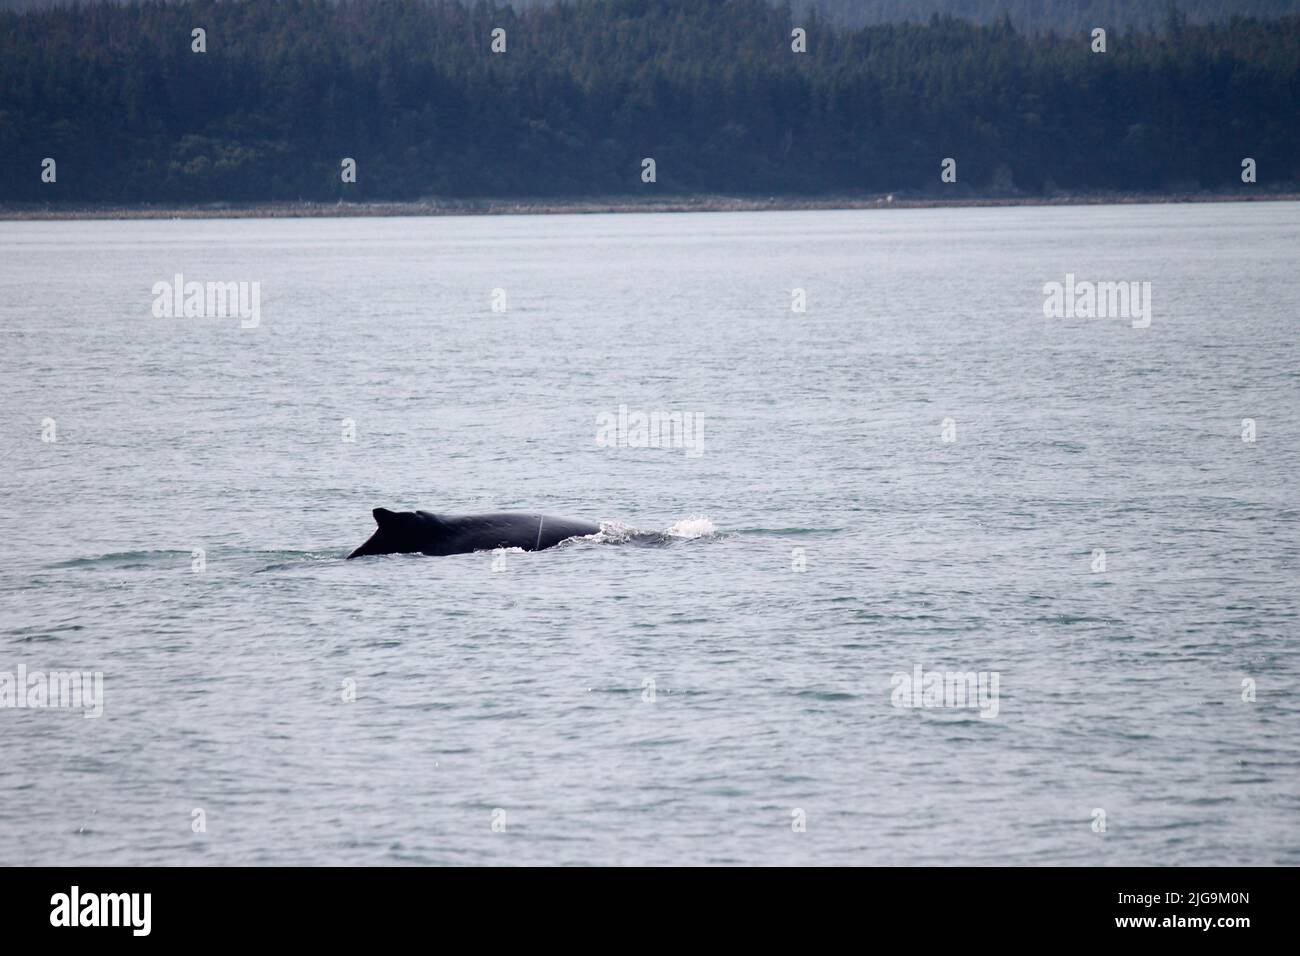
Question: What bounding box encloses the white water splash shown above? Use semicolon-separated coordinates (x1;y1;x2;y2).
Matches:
664;516;716;539
589;516;717;544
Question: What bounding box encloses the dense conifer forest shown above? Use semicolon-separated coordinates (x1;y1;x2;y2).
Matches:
808;0;1300;33
6;0;1300;31
2;0;1297;203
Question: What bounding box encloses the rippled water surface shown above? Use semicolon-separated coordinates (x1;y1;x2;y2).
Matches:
2;204;1298;865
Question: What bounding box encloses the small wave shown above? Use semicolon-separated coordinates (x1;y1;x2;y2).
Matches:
47;550;193;569
254;551;352;572
49;549;341;573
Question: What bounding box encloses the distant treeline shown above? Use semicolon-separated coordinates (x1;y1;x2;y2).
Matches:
5;0;1300;33
2;0;1298;203
806;0;1300;33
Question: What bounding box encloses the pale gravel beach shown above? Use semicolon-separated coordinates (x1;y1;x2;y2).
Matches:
2;191;1296;221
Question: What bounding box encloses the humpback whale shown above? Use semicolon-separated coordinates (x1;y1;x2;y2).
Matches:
347;508;601;559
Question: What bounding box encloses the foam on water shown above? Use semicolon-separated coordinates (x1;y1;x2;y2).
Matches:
590;516;718;545
664;516;716;538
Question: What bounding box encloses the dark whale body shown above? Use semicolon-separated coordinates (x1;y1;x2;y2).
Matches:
347;508;601;559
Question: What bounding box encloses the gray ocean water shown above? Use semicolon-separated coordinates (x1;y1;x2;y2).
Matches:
1;203;1298;866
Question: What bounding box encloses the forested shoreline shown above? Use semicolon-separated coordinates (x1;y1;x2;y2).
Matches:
2;0;1298;204
6;0;1300;33
807;0;1300;33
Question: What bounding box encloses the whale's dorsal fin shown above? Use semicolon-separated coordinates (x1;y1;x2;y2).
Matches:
373;507;398;525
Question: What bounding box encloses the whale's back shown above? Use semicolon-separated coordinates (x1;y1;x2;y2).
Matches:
348;509;600;558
